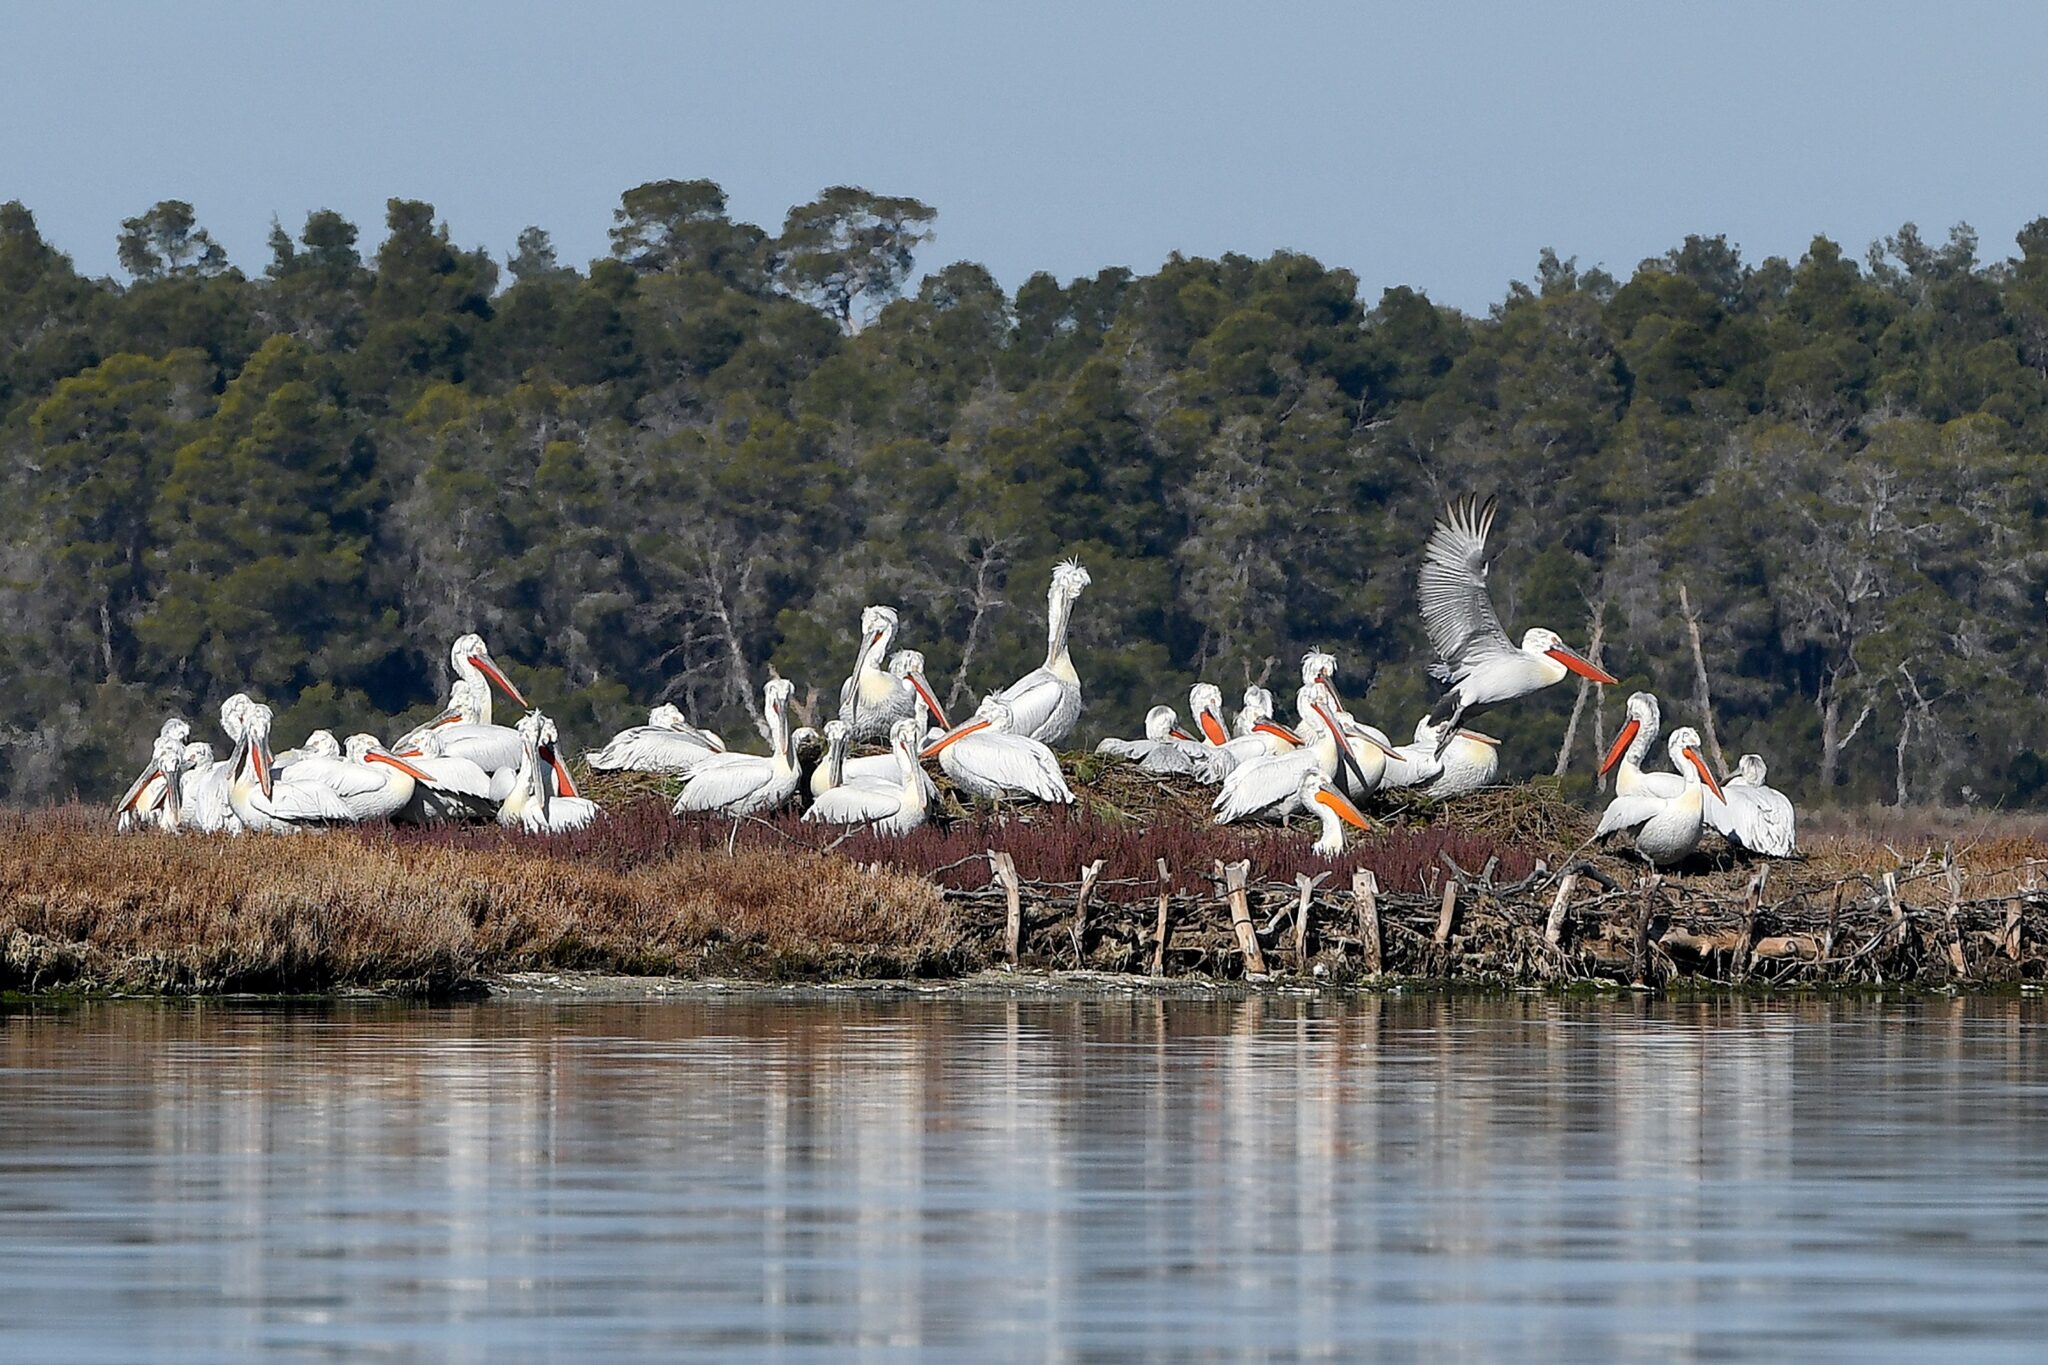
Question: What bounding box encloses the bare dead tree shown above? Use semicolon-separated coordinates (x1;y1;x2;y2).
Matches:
1677;581;1726;774
947;539;1012;709
1555;597;1607;777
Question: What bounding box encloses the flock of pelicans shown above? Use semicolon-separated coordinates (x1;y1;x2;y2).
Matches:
112;500;1798;868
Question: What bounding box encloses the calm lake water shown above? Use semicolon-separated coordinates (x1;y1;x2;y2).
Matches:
0;991;2043;1361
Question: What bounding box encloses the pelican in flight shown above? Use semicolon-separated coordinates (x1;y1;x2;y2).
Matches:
222;695;353;832
1708;754;1798;857
1419;497;1615;751
500;712;598;833
1096;705;1202;774
114;717;191;831
803;719;931;835
1593;726;1724;867
588;703;726;775
1213;680;1382;823
991;559;1091;746
1299;769;1375;857
672;678;802;817
923;695;1074;803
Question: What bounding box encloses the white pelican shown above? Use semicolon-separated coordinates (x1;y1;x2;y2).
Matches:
1233;685;1276;738
1708;754;1798;857
991;559;1091;745
1601;693;1680;798
840;605;905;739
447;632;527;724
810;719;939;802
392;729;499;822
114;717;191;830
1298;769;1375;857
922;695;1074;803
1394;718;1501;799
1593;726;1725;867
177;742;239;832
1419;497;1615;750
223;696;353;832
672;678;802;817
500;712;599;833
404;678;525;779
1095;705;1203;775
802;719;930;835
272;728;340;772
286;736;438;823
588;703;726;775
1213;682;1381;823
1188;683;1231;746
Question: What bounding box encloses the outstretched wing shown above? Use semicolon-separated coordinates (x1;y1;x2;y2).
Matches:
1418;497;1516;683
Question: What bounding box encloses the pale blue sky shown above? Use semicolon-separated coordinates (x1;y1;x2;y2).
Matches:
5;2;2047;311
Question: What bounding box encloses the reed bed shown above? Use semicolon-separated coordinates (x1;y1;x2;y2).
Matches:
4;758;2046;995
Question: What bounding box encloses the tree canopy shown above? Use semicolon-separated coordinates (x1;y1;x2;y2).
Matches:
3;189;2046;811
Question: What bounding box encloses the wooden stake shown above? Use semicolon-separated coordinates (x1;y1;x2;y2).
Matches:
1216;859;1265;977
1943;863;1968;980
1292;873;1326;969
1544;871;1578;949
1070;859;1105;967
1733;865;1768;982
1354;869;1381;975
1149;858;1173;976
2005;867;2029;961
1632;873;1661;987
989;850;1022;967
1434;880;1458;949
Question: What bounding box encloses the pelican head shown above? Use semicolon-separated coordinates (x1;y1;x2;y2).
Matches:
1188;683;1228;744
1665;726;1724;800
888;649;951;728
1734;753;1768;786
887;717;924;758
648;703;687;730
1050;559;1091;600
822;718;850;749
451;633;527;707
1299;769;1373;855
346;733;436;783
1600;692;1663;775
1300;650;1337;689
300;729;341;760
1238;686;1274;733
1143;705;1186;742
922;694;1013;758
859;605;900;659
1520;627;1617;685
158;716;192;747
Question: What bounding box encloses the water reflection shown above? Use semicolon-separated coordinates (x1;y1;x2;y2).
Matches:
0;993;2043;1359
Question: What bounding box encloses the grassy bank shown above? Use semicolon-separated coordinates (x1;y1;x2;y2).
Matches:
4;767;2046;995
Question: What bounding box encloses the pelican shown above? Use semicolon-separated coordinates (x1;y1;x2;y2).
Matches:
1708;754;1798;857
1096;705;1203;774
272;728;340;772
402;678;524;779
991;559;1091;745
1187;683;1231;746
223;696;353;832
1594;726;1725;867
178;742;239;832
1408;718;1501;799
500;712;599;833
810;718;939;802
1233;685;1276;738
588;703;727;775
114;717;191;830
840;605;905;740
1601;693;1682;798
1419;497;1615;751
1213;681;1382;823
289;736;438;822
386;729;498;822
1299;769;1375;857
447;633;527;725
802;719;930;835
922;695;1074;803
672;678;802;817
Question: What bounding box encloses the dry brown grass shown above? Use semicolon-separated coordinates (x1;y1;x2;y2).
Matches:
0;806;955;995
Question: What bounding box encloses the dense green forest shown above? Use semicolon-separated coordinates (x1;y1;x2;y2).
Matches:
3;183;2045;809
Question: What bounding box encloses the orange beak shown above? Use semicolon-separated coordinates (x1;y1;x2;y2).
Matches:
468;655;527;707
1314;787;1373;831
1197;710;1229;745
921;718;990;759
1600;718;1641;775
432;713;462;729
365;750;437;784
908;674;951;730
1168;727;1195;742
1547;645;1617;685
1459;729;1501;746
1253;720;1302;746
1684;747;1723;801
545;745;578;797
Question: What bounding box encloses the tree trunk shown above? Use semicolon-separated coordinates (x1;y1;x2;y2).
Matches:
1678;582;1726;774
1554;599;1606;777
